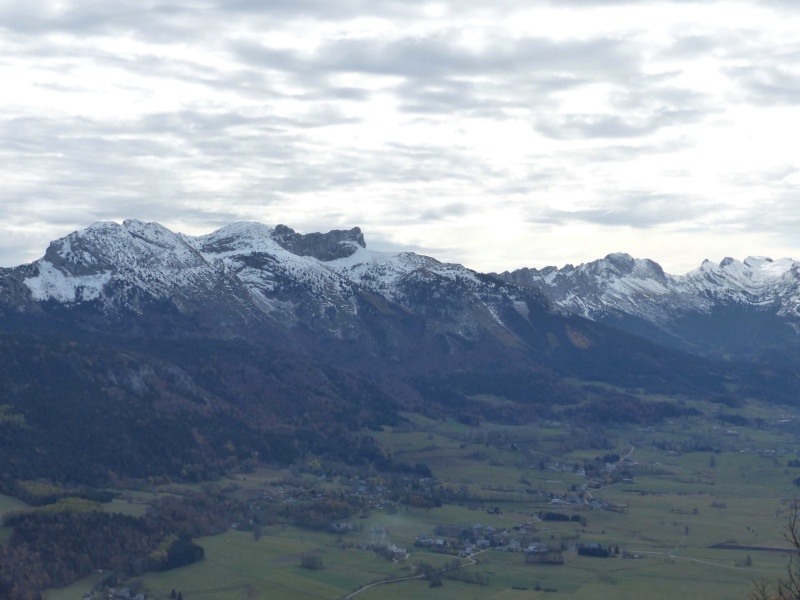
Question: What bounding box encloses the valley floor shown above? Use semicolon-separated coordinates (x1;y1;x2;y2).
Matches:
35;392;800;600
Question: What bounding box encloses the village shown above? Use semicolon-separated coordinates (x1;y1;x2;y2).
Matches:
58;405;800;600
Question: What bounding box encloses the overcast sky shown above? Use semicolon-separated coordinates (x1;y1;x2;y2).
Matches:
2;0;800;274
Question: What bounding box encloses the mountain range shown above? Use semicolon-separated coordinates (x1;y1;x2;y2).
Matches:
1;220;798;488
497;253;800;362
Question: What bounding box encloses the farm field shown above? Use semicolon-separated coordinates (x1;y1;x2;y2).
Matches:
43;392;800;600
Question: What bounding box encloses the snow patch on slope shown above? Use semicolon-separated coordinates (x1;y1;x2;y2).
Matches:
327;245;483;300
25;261;112;303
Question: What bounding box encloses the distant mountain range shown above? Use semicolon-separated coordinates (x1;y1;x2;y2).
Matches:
1;220;798;487
497;253;800;361
5;219;799;362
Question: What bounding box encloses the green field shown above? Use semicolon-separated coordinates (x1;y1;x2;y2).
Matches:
0;493;26;545
39;392;800;600
0;493;26;517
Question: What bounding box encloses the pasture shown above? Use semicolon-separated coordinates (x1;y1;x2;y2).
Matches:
41;390;800;600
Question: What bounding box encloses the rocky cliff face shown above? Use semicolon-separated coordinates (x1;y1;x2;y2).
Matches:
271;224;366;260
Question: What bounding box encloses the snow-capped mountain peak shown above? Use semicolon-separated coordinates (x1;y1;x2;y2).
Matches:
497;252;800;358
9;220;541;346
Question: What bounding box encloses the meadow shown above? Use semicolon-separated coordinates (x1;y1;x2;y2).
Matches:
0;493;25;545
41;390;800;600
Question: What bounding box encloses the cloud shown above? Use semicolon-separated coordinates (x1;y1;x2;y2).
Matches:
659;34;721;59
536;110;705;139
418;202;471;221
0;111;299;223
728;64;800;106
232;34;637;81
1;0;799;273
542;193;719;228
230;33;643;129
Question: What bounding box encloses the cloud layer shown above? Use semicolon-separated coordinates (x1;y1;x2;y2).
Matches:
2;0;800;273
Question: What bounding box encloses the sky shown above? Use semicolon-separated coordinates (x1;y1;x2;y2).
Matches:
2;0;800;275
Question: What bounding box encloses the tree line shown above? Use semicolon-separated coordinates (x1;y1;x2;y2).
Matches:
0;492;243;600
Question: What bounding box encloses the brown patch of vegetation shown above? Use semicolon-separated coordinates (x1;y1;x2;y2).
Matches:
566;327;593;349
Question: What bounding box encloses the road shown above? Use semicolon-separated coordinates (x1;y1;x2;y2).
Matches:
585;444;635;501
342;548;489;599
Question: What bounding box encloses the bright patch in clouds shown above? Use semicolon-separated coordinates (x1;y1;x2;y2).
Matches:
1;0;800;274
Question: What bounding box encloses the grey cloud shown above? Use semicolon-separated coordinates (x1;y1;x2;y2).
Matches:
235;140;490;200
721;164;799;189
2;0;795;271
609;82;712;113
213;0;718;20
534;71;715;141
0;0;528;40
418;203;471;221
230;31;725;140
0;106;512;238
394;79;487;115
2;0;793;45
4;3;657;135
0;1;211;41
728;64;800;106
219;0;415;20
709;197;800;241
539;0;699;4
231;34;640;123
567;137;695;163
5;79;666;261
381;143;503;184
2;34;292;104
394;74;585;117
542;193;716;228
752;0;800;8
710;169;800;235
659;35;722;59
0;110;305;228
536;108;705;140
233;35;637;81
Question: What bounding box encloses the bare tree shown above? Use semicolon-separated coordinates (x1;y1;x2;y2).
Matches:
750;505;800;600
